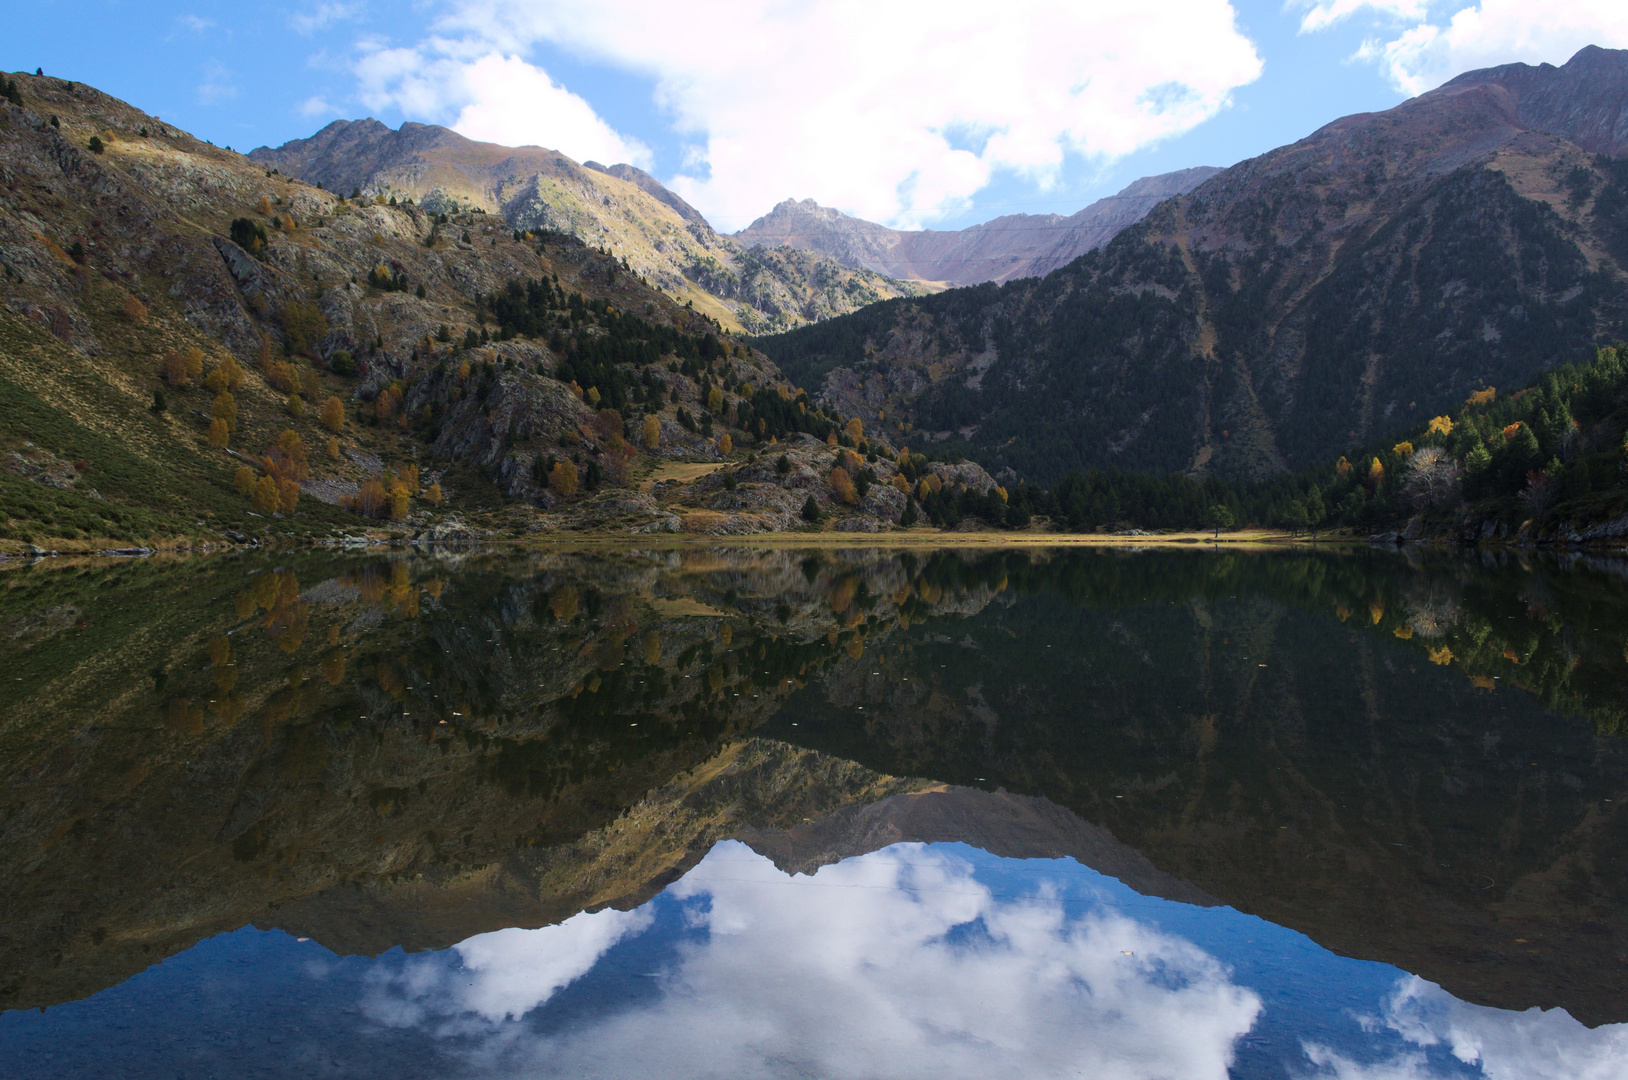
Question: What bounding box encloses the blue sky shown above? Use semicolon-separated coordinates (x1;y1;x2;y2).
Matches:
5;1;1626;231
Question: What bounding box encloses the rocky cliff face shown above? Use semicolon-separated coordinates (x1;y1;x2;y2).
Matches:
733;167;1220;286
756;46;1628;484
249;121;928;334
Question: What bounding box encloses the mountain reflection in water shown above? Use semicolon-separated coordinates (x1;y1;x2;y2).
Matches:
2;545;1627;1078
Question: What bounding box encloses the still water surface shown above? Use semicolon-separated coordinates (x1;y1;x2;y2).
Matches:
1;545;1626;1078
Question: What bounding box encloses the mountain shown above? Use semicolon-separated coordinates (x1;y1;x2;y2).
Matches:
2;70;940;552
733;167;1220;285
248;120;929;334
755;45;1628;484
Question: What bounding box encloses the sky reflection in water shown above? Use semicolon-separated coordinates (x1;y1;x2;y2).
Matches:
6;841;1624;1080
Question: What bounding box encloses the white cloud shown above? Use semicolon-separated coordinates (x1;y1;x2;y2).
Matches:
1300;0;1628;95
298;95;337;118
354;47;651;169
1302;976;1628;1080
452;54;652;168
350;0;1263;230
358;905;652;1030
362;843;1264;1079
178;14;215;33
292;2;362;35
196;60;237;105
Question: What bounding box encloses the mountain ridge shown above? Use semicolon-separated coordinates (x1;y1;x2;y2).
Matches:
756;45;1628;484
733;166;1221;285
248;120;930;335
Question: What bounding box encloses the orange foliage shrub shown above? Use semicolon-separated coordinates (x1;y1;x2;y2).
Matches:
376;385;403;420
162;351;190;386
1466;387;1496;408
320;395;345;431
829;466;857;505
122;292;147;324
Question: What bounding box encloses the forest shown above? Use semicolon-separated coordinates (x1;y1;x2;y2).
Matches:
900;344;1628;537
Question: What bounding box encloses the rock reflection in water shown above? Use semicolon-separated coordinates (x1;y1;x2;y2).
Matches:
2;543;1628;1058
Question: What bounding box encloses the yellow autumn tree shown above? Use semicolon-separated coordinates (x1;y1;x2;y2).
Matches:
642;414;661;450
1367;457;1386;485
184;347;205;380
549;459;579;497
211;390;237;431
1393;440;1414;458
355;479;388;518
277;478;300;515
424;481;443;505
233;465;257;494
286;394;305;418
846;417;864;443
707;385;724;412
207;417;230;447
718;432;733;455
252;475;280;512
325;436;340;460
320;395;345;432
1427;415;1455;436
1465;387;1495;408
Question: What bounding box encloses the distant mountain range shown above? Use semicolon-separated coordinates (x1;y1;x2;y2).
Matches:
248;121;931;335
757;45;1628;483
732;168;1221;286
248;123;1208;330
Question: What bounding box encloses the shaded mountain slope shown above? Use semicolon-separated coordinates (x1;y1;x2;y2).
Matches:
756;46;1628;485
733;167;1220;286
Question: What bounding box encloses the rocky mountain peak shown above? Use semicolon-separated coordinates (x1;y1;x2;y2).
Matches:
734;169;1219;286
1439;44;1628;157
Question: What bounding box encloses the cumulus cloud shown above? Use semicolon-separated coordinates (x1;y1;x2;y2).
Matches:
353;0;1263;229
1300;0;1628;95
363;843;1263;1079
358;905;652;1031
355;45;651;169
1303;976;1628;1080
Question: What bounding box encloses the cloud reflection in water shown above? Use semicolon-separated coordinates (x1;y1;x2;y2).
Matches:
367;841;1263;1079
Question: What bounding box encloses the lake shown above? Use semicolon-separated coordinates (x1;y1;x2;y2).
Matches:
2;544;1626;1079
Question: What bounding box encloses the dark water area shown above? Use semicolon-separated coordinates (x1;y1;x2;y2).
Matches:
1;545;1626;1078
